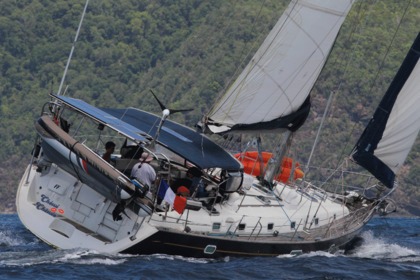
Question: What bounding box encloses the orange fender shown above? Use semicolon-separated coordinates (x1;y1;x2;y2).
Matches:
234;152;304;183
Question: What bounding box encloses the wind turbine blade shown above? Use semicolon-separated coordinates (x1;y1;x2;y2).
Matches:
150;89;166;111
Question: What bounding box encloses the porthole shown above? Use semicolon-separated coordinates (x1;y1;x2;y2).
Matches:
204;245;217;254
212;223;221;231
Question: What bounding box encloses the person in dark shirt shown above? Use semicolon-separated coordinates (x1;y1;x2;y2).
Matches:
102;141;116;163
172;167;206;197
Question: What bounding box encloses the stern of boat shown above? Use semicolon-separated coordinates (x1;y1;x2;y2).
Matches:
16;163;158;253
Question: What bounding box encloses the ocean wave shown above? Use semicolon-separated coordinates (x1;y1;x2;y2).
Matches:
0;230;27;247
347;230;419;261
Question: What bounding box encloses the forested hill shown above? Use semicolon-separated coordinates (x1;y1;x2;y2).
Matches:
0;0;419;215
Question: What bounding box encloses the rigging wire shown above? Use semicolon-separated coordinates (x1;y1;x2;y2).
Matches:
347;0;413;161
312;0;413;188
304;0;366;179
343;0;412;158
206;0;280;117
56;0;90;97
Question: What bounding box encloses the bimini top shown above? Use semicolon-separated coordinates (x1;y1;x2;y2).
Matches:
53;95;242;171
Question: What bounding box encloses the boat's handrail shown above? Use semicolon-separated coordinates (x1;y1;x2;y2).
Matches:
40;101;57;117
248;217;263;241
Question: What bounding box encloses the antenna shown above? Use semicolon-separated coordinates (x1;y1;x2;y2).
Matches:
56;0;90;96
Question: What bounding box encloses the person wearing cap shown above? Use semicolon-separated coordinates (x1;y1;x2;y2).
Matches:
130;152;156;189
176;186;190;197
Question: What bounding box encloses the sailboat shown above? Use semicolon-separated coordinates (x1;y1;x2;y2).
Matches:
16;0;420;258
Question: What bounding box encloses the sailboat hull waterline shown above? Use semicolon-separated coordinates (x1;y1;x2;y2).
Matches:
121;226;364;258
17;153;371;257
16;0;419;258
15;95;376;257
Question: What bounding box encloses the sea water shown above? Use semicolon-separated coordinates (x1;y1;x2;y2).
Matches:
0;214;419;279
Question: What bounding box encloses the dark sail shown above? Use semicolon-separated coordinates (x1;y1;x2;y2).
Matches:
207;96;311;134
352;33;420;188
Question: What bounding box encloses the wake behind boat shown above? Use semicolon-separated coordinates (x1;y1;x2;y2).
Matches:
16;0;420;258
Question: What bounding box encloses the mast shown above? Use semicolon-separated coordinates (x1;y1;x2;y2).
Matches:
203;1;355;186
263;130;293;186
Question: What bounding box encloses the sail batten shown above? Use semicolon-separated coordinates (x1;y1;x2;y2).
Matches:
203;0;354;134
352;33;420;188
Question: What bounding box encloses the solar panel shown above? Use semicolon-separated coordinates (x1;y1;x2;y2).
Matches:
52;95;241;170
53;95;147;143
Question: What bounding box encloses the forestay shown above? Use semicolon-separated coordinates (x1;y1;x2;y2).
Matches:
203;0;354;134
352;33;420;188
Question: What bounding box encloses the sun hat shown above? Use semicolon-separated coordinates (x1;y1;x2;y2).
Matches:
140;152;153;162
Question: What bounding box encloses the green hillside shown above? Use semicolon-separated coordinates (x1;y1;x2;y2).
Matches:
0;0;419;215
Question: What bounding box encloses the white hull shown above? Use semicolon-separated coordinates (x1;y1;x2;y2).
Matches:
17;164;157;253
17;159;374;256
15;0;417;258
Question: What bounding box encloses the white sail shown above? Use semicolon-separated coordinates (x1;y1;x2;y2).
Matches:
204;0;354;134
353;33;420;188
18;0;408;258
376;61;420;173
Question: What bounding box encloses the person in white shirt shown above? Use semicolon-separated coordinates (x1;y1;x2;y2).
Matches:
130;152;156;190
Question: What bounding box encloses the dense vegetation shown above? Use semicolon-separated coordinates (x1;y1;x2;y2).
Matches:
0;0;419;215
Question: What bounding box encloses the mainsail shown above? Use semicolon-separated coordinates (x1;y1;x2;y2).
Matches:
203;0;354;134
352;33;420;189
